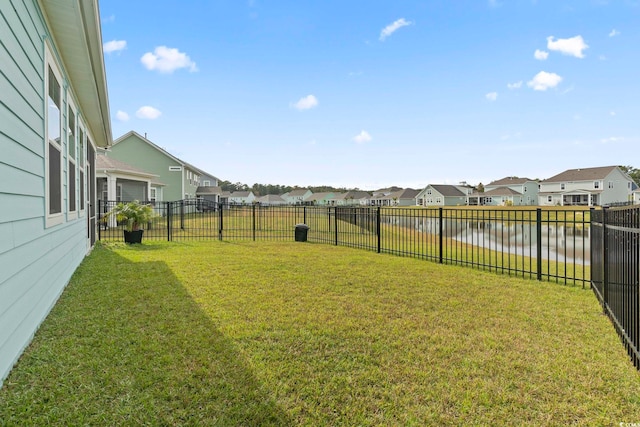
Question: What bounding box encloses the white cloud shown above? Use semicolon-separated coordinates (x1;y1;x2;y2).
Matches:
104;40;127;54
353;130;372;144
610;111;616;116
486;92;498;101
103;14;115;23
292;95;318;111
140;46;198;73
507;81;523;90
534;49;548;60
379;18;412;41
527;71;562;91
136;106;162;120
601;136;623;144
116;110;129;121
609;29;620;37
546;35;589;58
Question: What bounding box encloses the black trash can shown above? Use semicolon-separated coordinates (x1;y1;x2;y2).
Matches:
295;224;310;242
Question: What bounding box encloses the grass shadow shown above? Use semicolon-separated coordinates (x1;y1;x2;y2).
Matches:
0;245;291;426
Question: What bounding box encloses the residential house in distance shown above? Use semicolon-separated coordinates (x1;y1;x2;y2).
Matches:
255;194;287;206
371;188;420;206
468;177;538;206
306;192;335;206
331;191;371;206
538;166;634;206
281;189;313;205
416;185;471;206
223;191;256;205
633;189;640;205
0;0;111;385
196;185;223;206
108;131;218;202
96;151;161;206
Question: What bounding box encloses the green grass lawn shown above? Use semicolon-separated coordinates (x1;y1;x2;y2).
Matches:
1;241;639;425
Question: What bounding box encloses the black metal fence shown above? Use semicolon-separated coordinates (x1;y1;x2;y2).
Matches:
591;205;640;367
98;201;591;286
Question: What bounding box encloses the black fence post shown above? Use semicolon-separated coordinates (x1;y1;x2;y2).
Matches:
97;200;102;241
180;200;185;230
218;204;224;241
252;203;256;241
602;206;609;314
167;202;172;242
589;207;595;289
377;206;381;254
438;208;443;264
303;206;307;225
536;208;542;281
334;207;339;246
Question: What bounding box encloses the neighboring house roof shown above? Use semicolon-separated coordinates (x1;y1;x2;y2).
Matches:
41;0;112;147
113;131;219;180
232;191;252;198
288;189;310;197
430;185;466;197
96;154;157;178
483;187;522;196
488;177;534;186
382;188;420;200
196;186;222;196
541;166;620;183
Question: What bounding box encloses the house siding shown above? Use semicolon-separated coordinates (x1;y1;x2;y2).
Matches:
0;0;106;385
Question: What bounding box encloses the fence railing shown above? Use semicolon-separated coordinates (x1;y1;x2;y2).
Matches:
98;201;591;287
591;205;640;368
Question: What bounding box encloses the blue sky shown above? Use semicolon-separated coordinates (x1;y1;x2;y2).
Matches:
100;0;639;190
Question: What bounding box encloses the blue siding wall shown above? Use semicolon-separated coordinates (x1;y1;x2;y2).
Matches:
0;0;90;385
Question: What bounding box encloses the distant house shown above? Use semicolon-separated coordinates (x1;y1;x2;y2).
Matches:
0;0;111;384
224;191;256;205
108;131;218;201
281;189;313;205
416;185;471;206
255;194;287;206
96;151;161;206
196;185;223;205
306;192;336;206
634;190;640;205
371;188;420;206
330;191;371;206
538;166;634;206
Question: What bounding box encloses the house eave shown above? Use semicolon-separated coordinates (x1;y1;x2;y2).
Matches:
39;0;112;148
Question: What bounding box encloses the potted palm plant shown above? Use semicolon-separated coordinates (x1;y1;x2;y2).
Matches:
106;200;155;244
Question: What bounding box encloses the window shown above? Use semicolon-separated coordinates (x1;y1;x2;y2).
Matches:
150;187;157;203
548;195;553;203
67;103;77;216
116;184;123;202
79;126;86;212
426;189;432;195
45;47;63;226
594;181;600;189
609;181;614;189
560;183;565;190
169;166;182;172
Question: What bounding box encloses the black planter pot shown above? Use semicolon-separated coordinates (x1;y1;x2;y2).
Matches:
123;229;144;244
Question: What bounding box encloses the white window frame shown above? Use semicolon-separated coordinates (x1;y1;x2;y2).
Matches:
67;97;78;220
594;181;600;189
45;43;64;227
169;166;182;172
78;120;86;216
